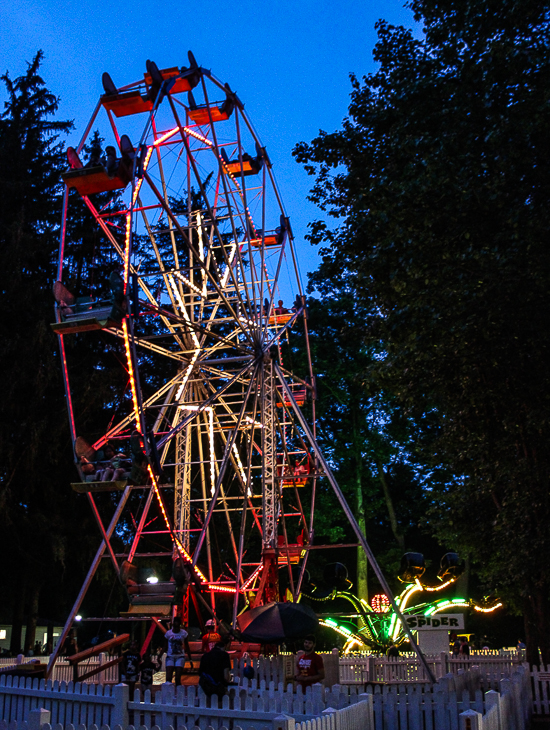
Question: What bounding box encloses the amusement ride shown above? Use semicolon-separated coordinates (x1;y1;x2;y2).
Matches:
47;54;436;679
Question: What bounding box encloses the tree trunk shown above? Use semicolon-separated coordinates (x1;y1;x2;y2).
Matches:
23;583;41;655
523;588;550;667
524;595;540;667
355;465;368;602
533;588;550;666
454;556;470;598
10;576;27;655
376;458;405;549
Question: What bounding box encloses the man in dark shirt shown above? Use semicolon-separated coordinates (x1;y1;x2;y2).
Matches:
199;641;232;698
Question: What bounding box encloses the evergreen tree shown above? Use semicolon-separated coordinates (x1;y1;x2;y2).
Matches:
0;52;97;653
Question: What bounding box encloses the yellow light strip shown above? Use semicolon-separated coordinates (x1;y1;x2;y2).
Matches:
131;147;153;205
167;273;200;349
153;125;214;148
173;270;205;297
232;443;251;497
207;584;237;594
122;318;141;430
416;577;456;592
221;243;237;287
399;583;422;612
241;564;263;591
175;351;199;402
473;603;503;613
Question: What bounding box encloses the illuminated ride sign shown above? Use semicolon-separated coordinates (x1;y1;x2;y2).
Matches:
406;613;465;630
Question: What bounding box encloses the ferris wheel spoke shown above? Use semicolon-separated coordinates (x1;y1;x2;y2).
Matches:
198;78;259;322
143;170;256;347
191;364;258;567
165;99;258;337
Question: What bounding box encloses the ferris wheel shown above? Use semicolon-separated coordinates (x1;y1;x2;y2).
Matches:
48;54;432;680
50;53;320;646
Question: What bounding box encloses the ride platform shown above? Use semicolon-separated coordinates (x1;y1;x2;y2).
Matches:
277;387;307;408
269;312;293;326
51;305;122;334
62;165;129;196
249;233;280;248
121;582;177;617
144;67;197;95
188;105;230;125
224;157;262;177
71;480;128;493
277;536;306;565
101;90;153;118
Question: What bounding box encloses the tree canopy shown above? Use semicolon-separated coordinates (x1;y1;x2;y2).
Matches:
294;0;550;662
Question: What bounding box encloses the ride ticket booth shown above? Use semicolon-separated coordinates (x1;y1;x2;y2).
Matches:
406;613;465;654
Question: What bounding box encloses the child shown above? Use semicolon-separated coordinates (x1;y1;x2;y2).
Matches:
121;640;141;699
140;650;157;692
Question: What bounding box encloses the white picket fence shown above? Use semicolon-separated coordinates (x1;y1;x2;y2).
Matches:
0;656;119;685
0;674;366;730
530;664;550;714
458;666;531;730
2;651;522;690
338;652;522;685
0;665;531;730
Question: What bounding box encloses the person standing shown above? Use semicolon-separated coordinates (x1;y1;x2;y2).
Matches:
201;619;221;653
459;638;470;656
386;643;400;658
294;635;325;691
198;640;232;699
164;616;193;686
121;640;141;699
139;649;157;692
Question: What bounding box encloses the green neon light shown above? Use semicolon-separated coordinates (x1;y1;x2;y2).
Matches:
452;598;467;603
325;618;338;627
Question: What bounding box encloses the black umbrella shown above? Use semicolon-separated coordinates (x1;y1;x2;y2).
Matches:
237;601;318;642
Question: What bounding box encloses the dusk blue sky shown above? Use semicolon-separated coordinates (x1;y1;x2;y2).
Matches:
1;0;420;285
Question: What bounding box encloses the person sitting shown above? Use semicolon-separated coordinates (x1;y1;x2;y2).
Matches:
94;442;116;481
274;300;289;315
199;640;232;699
99;450;131;482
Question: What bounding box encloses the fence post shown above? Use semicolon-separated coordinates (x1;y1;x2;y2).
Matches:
358;693;375;729
367;655;376;682
459;709;482;730
28;708;51;730
324;650;340;688
500;677;511;695
273;713;296;730
440;651;449;678
98;652;107;685
323;707;339;730
112;682;129;728
485;689;500;725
